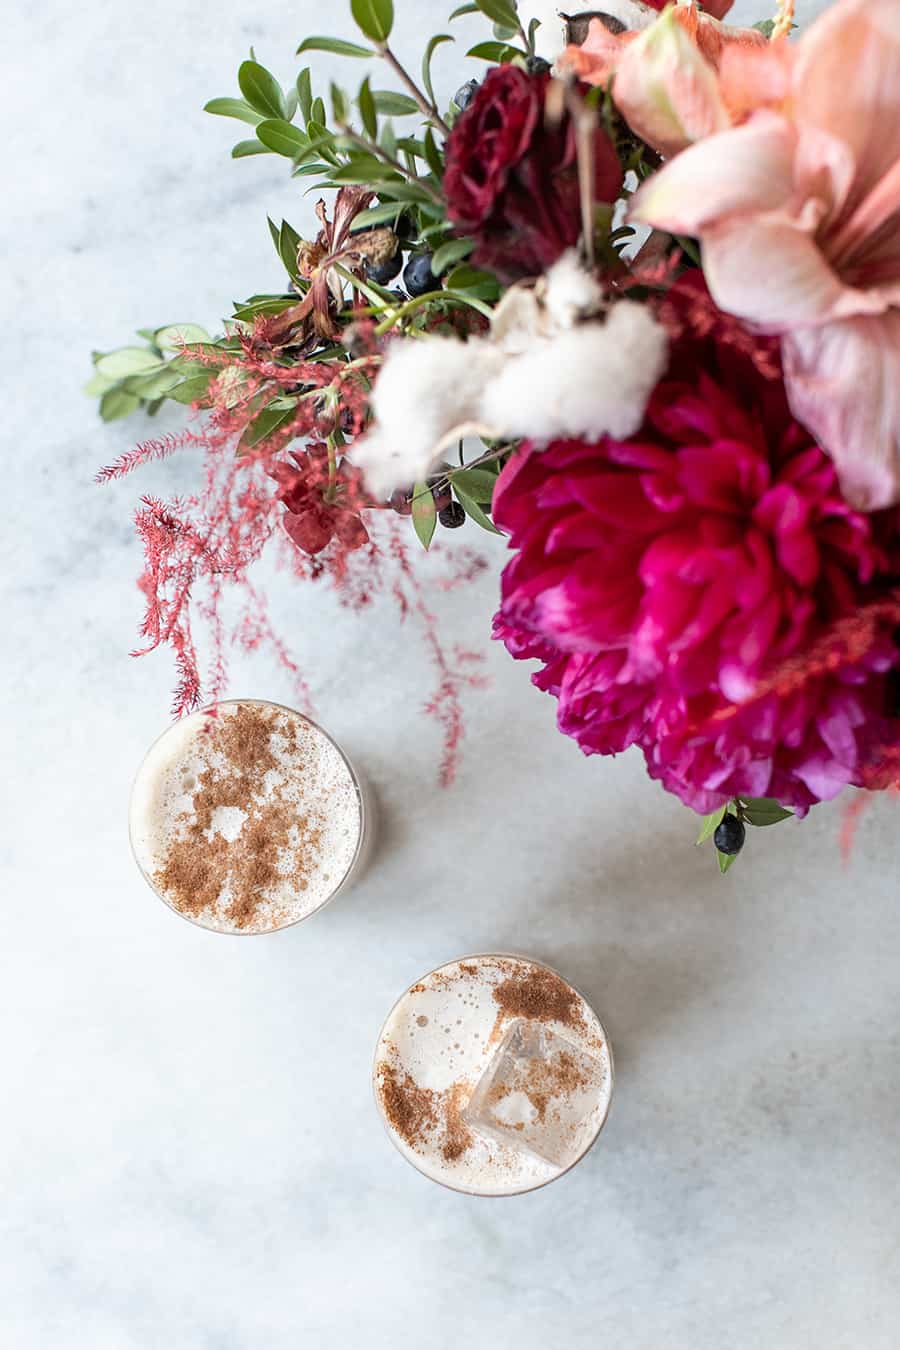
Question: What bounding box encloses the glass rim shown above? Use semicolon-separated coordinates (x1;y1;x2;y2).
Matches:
372;950;615;1198
128;697;369;936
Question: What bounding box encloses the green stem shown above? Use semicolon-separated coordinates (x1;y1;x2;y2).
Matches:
336;124;443;203
374;288;493;335
380;43;451;137
331;262;387;308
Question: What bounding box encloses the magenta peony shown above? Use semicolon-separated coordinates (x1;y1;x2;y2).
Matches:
493;282;900;814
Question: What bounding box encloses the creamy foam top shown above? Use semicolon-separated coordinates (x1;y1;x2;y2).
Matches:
130;701;362;934
373;955;613;1196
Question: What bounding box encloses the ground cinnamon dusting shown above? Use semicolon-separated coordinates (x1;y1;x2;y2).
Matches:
154;703;327;930
377;1061;439;1147
378;1057;475;1163
442;1083;474;1161
492;966;586;1033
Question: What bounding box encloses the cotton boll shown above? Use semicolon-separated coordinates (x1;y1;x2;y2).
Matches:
517;0;567;61
542;250;605;330
479;302;668;443
352;336;501;496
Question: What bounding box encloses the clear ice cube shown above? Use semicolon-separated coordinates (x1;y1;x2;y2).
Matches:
462;1019;608;1169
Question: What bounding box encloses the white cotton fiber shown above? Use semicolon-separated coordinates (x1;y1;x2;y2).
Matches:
478;302;668;444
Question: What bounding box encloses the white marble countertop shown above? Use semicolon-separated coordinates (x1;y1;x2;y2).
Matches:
6;2;898;1346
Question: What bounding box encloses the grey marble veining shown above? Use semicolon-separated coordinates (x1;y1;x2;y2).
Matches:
5;2;896;1347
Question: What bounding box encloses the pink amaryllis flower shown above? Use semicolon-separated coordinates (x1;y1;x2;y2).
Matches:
492;277;900;815
630;0;900;510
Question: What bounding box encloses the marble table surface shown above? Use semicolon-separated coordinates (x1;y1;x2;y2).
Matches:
6;2;897;1346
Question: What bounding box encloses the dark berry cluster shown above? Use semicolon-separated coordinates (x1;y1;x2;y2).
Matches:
389;477;467;530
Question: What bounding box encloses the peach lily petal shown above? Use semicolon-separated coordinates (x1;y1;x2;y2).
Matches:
630;114;797;234
701;216;885;332
793;0;900;210
783;313;900;510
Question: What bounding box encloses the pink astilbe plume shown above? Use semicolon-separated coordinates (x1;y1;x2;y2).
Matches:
100;332;487;770
95;429;206;483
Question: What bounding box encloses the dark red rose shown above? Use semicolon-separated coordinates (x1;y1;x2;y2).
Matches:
269;446;369;556
443;65;623;281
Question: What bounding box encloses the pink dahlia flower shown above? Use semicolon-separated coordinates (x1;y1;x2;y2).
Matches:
493;281;900;814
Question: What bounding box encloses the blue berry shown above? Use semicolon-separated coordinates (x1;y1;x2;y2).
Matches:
714;815;746;856
453;79;479;111
367;249;403;287
403;252;438;298
439;501;466;529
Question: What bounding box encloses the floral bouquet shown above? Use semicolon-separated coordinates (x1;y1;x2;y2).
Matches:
91;0;900;872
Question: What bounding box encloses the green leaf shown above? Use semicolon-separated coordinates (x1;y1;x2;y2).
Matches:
297;68;313;122
331;81;351;123
238;61;286;118
95;347;162;379
231;139;272;158
203;96;262;126
155;323;211;351
741;798;794;828
449;3;480;17
423;125;443;179
327;157;402;184
239;403;298;450
292;160;333;177
311;96;327;126
358;76;378;139
301;126;340;164
100;389;141;421
451;466;496;502
476;0;520;28
84;371;116;397
431;237;474;275
380;120;398;158
422;34;454;106
351;0;394;43
232;296;299;320
445;263;501;300
168;372;218;404
493;21;519;40
296;35;375;57
121;368;184;400
717;850;738;875
352;201;410;228
278;220;302;278
696;805;727;846
455;487;501;534
752;19;776;36
255;118;310;156
466;40;524;61
371;90;419;116
411;481;437;550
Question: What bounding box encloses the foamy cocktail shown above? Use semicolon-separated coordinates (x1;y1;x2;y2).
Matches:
373;955;613;1196
129;700;370;934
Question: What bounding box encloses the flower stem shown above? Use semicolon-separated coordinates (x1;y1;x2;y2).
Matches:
379;44;451;137
336;123;443;203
